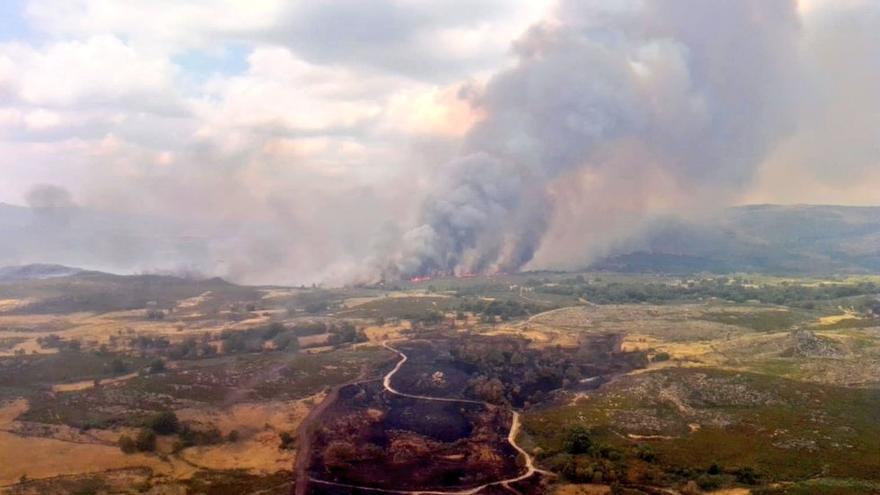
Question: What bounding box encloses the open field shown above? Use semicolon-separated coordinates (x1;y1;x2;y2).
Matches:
0;270;878;493
0;272;400;493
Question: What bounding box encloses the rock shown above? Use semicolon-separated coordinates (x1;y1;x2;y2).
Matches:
788;330;844;358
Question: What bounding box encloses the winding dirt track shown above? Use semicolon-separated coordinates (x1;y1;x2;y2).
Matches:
306;341;551;494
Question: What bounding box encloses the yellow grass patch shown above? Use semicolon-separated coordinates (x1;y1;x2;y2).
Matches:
175;291;213;310
362;322;410;343
0;299;29;312
553;484;612;495
176;395;319;436
0;399;28;427
52;372;139;393
180;432;294;473
0;337;58;357
0;399;197;485
0;430;196;485
817;310;859;326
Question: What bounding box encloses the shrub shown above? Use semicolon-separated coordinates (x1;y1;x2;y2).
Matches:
735;467;759;485
696;474;723;490
135;429;156;452
146;309;165;321
179;424;223;447
279;431;295;450
108;358;128;375
652;352;671;362
635;444;656;462
148;359;166;374
118;435;137;454
564;426;593;455
149;411;180;435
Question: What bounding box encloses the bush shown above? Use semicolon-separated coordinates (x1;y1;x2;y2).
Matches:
305;302;328;314
735;467;759;485
149;411;180;435
279;431;295;450
148;359;166;374
135;429;156;452
635;444;656;462
262;322;286;340
146;309;166;321
118;434;137;454
696;474;723;490
227;430;240;442
108;358;128;375
564;426;593;455
652;352;671;362
179;424;223;447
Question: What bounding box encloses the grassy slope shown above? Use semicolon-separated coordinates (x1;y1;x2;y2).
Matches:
523;368;880;483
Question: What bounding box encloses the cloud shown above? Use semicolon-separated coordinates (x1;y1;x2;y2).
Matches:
0;35;180;111
0;0;878;284
23;0;554;81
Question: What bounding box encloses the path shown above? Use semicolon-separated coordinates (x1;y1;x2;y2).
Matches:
306;341;552;494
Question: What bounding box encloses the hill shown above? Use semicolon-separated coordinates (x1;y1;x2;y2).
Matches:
593;205;880;274
0;264;84;282
0;265;254;314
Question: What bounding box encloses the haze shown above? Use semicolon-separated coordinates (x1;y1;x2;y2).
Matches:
1;0;879;284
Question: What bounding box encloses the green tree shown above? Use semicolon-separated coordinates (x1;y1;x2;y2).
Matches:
135;429;156;452
149;411;180;435
109;358;128;375
118;435;137;454
148;359;166;374
564;426;593;455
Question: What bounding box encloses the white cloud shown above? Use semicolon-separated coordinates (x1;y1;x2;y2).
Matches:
194;48;388;138
0;35;179;111
24;0;284;52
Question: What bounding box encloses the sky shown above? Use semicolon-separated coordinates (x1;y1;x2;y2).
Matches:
0;0;878;283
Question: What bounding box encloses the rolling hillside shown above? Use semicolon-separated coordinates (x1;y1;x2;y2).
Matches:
592;205;880;274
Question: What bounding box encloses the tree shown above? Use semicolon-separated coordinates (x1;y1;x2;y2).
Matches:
135;429;156;452
146;309;166;321
263;322;286;340
652;352;671;362
279;431;295;450
149;411;180;435
148;359;166;374
109;358;128;375
227;430;240;442
564;426;593;455
118;435;137;454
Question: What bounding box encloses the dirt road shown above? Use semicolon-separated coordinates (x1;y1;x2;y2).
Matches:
305;341;551;494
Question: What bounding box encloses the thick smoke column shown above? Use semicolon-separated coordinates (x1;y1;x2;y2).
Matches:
392;0;800;277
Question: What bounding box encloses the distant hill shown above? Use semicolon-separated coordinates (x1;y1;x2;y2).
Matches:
0;202;219;277
0;264;84;282
2;202;877;279
592;205;880;275
0;264;253;314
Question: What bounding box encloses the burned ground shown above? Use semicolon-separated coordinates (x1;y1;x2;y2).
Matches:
308;380;520;492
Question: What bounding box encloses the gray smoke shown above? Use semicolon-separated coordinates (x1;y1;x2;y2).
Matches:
392;0;801;277
25;184;75;210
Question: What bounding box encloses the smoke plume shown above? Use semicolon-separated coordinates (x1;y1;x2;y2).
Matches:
391;0;800;277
